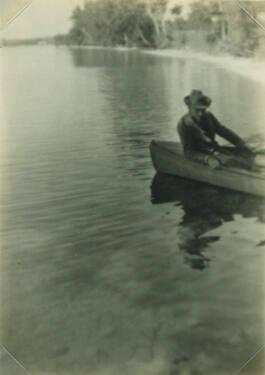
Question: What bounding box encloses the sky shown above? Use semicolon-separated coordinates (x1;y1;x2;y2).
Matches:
1;0;84;39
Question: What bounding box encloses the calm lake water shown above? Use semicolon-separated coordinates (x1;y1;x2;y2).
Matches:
1;46;265;375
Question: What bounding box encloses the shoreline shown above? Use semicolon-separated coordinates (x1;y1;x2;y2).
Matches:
141;48;265;85
4;43;265;84
68;44;265;85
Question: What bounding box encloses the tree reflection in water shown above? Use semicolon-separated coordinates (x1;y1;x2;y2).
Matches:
151;173;265;271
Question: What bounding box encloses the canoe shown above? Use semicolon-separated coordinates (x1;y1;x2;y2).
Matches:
150;140;265;198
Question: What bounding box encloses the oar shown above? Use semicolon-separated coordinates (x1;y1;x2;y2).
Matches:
254;154;265;168
246;146;265;167
251;148;265;155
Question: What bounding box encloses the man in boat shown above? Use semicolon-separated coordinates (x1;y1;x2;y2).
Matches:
177;90;255;169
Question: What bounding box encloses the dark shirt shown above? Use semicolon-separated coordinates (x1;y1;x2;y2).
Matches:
177;111;247;156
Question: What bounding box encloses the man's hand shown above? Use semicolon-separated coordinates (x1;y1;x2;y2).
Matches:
204;155;221;169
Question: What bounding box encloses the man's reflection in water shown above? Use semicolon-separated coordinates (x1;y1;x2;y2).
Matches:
151;173;265;271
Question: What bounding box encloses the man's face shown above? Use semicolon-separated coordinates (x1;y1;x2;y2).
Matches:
189;105;207;122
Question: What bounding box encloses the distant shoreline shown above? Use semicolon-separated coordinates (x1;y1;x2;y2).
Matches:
69;44;139;51
67;44;265;85
3;43;265;85
142;48;265;84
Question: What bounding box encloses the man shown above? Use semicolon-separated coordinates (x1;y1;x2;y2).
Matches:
177;90;254;169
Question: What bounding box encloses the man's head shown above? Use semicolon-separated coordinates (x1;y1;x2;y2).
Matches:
184;90;211;122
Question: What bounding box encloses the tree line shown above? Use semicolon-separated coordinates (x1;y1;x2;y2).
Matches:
3;0;262;57
68;0;265;56
68;0;167;48
68;0;219;48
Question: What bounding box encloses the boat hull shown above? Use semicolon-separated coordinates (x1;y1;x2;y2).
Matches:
150;140;265;198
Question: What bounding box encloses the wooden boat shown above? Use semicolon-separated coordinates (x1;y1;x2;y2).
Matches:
150;140;265;198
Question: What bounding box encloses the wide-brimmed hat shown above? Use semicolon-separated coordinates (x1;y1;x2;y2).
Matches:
184;90;212;108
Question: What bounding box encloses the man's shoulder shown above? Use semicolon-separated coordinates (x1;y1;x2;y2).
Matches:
204;111;217;121
203;111;221;127
178;113;193;129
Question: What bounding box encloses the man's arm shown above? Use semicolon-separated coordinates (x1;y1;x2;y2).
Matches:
209;113;249;149
178;116;213;154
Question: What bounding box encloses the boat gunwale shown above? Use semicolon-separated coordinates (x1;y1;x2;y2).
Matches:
150;140;265;182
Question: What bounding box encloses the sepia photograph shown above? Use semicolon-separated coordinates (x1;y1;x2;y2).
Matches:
1;0;265;374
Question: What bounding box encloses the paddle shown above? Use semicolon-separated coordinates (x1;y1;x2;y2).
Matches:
206;144;265;169
251;148;265;155
253;154;265;168
249;147;265;168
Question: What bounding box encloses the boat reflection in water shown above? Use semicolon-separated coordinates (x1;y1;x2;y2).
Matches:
151;173;265;271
